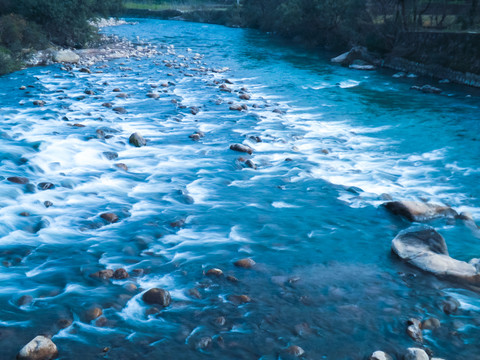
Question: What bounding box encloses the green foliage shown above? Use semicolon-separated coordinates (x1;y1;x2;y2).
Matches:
0;45;19;75
0;14;47;51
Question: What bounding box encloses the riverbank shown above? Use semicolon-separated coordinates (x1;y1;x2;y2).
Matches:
121;7;480;88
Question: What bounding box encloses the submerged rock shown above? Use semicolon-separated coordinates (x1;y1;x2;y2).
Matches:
284;345;305;357
422;317;441;330
17;335;58;360
100;213;119;224
90;269;114;280
206;268;223;277
407;318;423;342
384;201;457;222
112;268;129;279
392;225;479;283
37;182;55;190
129;132;146;147
142;288;171;307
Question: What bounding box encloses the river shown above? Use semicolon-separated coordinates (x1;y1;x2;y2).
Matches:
0;18;479;359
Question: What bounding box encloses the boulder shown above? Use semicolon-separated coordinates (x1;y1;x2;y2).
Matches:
129;133;146;147
234;258;256;269
404;348;429;360
89;269;114;280
422;317;441;330
406;318;423;342
100;213;119;224
142;288;171;307
384;201;457;222
331;46;377;67
54;49;80;63
17;335;58;360
392;225;479;282
370;351;393;360
7;176;29;184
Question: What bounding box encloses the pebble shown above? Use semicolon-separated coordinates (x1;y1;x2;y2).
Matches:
234;258;256;268
142;288;171;307
100;212;119;223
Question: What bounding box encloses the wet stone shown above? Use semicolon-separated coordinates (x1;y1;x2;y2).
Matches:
229;294;251;304
85;306;103;321
37;182;55;190
245;159;257;169
102;102;113;108
17;295;33;306
33;100;45;106
100;212;119;224
103;151;118;160
170;219;185;228
113;107;127;114
285;345;305;357
44;201;53;208
206;268;223;277
239;93;251;100
84;89;95;95
129;132;146;147
188;288;202;299
112;268;129;280
404;348;429;360
234;258;256;269
422;317;441;330
79;67;91;74
443;297;460;314
115;163;128;171
17;336;58;360
370;351;393;360
230;143;253;155
196;337;212;350
90;269;114;280
142;288;171;307
7;176;29;184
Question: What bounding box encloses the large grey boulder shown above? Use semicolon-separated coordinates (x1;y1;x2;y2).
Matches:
53;50;80;64
17;335;58;360
404;348;429;360
384;201;457;222
392;225;479;282
370;351;393;360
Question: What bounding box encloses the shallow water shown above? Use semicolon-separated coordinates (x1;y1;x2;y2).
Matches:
0;19;479;359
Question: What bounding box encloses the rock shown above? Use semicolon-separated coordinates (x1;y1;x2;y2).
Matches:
17;335;58;360
442;297;460;314
142;288;171;307
370;351;393;360
407;318;423;342
214;316;226;326
229;104;243;111
129;132;146;147
84;89;95;95
422;317;441;330
37;182;55;190
100;213;119;224
349;63;376;70
234;258;256;269
404;348;429;360
79;68;91;74
112;268;129;280
17;295;33;306
331;46;376;67
115;93;128;98
188;288;202;299
103;152;118;160
115;163;128;171
230;143;253;155
226;275;239;283
206;268;223;277
102;102;113;108
245;159;257;169
239;93;251;100
89;269;114;280
384;201;457;222
411;85;442;94
19;86;26;90
44;201;53;208
229;294;251;304
285;345;305;357
113;107;127;114
147;93;159;99
7;176;29;184
392;225;480;282
33;100;45;107
196;337;212;350
190;106;200;115
170;219;185;228
54;49;80;63
85;307;103;321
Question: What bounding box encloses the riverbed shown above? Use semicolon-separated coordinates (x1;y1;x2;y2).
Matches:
0;18;479;359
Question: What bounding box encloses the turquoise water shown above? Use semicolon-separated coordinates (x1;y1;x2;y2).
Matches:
0;19;479;359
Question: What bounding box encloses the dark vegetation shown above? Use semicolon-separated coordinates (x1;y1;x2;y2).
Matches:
0;0;123;74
